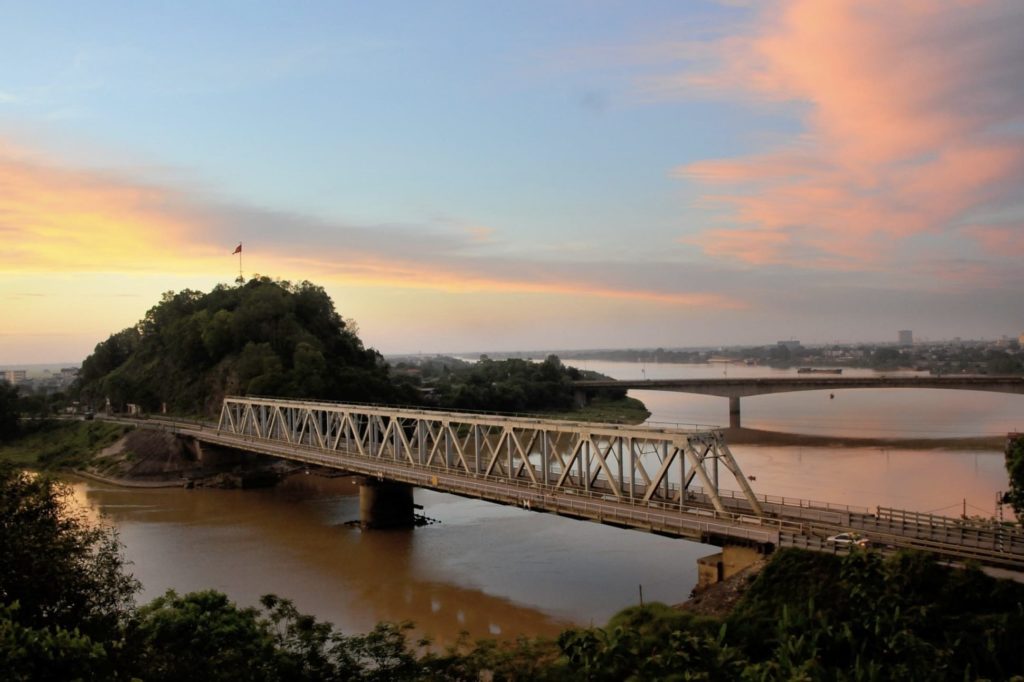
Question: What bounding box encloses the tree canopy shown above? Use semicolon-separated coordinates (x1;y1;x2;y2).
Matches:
0;381;19;443
1003;434;1024;519
394;355;626;414
75;278;409;415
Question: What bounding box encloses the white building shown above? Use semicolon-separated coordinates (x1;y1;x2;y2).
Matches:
1;370;27;385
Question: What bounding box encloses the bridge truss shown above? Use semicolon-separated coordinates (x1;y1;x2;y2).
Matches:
217;397;764;515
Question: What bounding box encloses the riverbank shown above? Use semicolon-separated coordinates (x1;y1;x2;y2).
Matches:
69;468;186;488
724;426;1005;450
1;420;293;488
543;396;651;424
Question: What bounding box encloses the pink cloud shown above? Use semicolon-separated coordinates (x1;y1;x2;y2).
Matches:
963;224;1024;257
669;0;1024;269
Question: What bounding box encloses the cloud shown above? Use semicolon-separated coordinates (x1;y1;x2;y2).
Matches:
0;137;743;311
962;223;1024;257
662;0;1024;269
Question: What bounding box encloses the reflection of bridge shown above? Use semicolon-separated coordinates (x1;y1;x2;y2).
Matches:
572;375;1024;428
123;395;1024;573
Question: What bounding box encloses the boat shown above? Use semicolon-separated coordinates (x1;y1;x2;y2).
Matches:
796;368;843;374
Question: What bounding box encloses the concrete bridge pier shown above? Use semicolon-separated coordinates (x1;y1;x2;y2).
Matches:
359;479;415;529
695;544;765;591
728;396;741;429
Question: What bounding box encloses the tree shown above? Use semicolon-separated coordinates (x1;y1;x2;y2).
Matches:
74;277;405;416
0;381;19;443
1003;435;1024;519
124;590;278;682
0;467;138;640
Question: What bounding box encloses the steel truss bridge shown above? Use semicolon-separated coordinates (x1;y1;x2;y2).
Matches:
137;396;1024;571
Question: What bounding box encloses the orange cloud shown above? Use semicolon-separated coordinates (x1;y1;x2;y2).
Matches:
0;138;742;310
0;143;221;272
667;0;1024;268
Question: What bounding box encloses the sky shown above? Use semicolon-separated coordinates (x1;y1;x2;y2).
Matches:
2;0;1023;363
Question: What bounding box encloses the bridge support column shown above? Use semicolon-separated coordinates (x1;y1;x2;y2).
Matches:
728;396;741;429
695;544;765;592
359;479;415;529
573;389;588;409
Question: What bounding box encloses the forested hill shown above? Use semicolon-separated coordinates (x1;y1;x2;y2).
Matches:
75;277;409;416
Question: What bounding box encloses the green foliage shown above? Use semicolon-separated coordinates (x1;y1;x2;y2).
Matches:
75;277;410;416
558;606;747;681
0;421;129;469
0;603;110;682
397;354;627;415
0;381;18;443
124;590;279;682
0;466;138;644
1004;435;1024;519
727;549;1024;680
554;550;1024;680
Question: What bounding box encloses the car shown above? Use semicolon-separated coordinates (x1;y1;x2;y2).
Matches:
826;532;870;548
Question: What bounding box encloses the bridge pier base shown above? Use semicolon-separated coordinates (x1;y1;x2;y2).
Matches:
359;479;415;529
573;389;588;409
695;544;765;592
728;396;741;429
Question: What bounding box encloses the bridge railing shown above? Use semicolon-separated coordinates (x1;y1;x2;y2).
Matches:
689;486;870;515
876;507;1024;541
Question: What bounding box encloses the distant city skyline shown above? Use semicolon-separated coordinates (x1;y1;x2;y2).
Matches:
2;1;1023;363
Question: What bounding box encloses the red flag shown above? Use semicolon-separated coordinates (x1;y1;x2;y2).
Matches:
232;243;242;255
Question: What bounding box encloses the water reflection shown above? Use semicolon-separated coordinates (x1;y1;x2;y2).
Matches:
726;446;1012;519
71;475;711;643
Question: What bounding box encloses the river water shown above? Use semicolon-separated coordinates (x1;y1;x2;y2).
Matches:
68;361;1023;642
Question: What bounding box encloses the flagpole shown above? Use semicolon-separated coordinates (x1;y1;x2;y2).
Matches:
233;242;244;284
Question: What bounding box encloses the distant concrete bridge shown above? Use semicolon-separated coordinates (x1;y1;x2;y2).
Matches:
117;396;1024;572
572;375;1024;428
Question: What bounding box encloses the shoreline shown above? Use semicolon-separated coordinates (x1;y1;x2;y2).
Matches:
69;468;187;489
722;426;1005;450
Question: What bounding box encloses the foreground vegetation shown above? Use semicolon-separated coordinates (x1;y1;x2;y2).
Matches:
3;464;1023;681
1005;434;1024;518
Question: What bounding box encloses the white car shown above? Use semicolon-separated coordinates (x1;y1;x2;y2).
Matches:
826;532;870;548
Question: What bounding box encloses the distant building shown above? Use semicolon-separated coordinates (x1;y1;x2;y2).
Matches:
898;330;913;346
777;340;802;351
1019;332;1024;346
1;369;27;385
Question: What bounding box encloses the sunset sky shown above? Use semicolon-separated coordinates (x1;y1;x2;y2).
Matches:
2;1;1023;363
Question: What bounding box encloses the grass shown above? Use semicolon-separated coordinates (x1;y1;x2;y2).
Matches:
545;396;652;425
0;420;130;470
